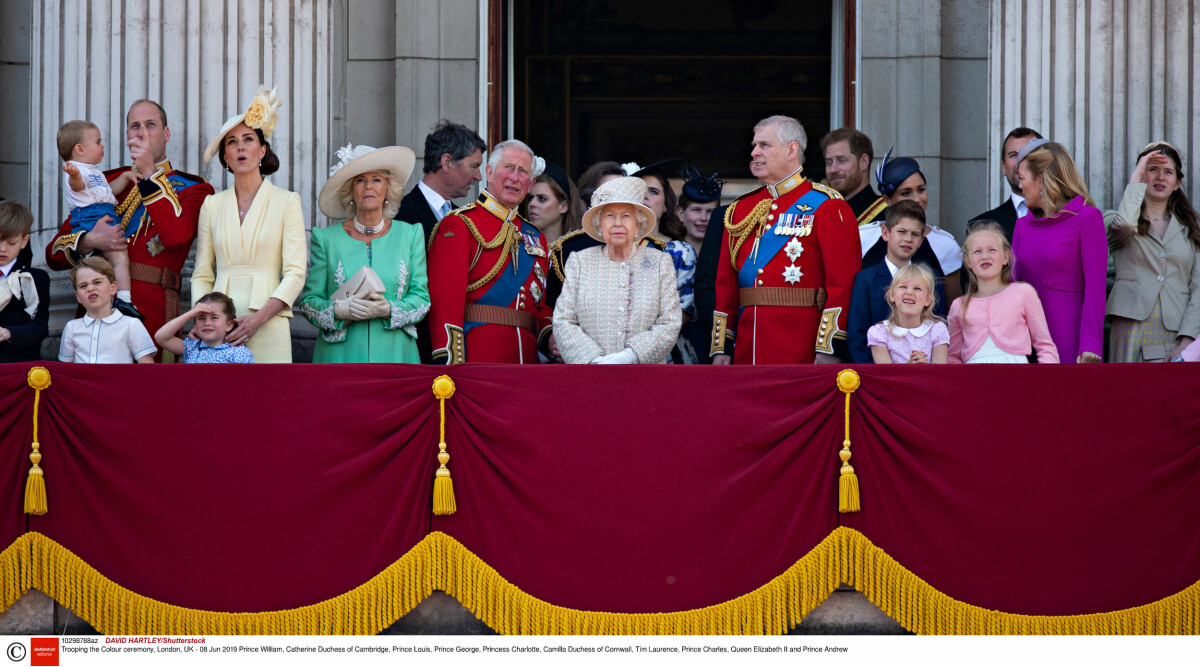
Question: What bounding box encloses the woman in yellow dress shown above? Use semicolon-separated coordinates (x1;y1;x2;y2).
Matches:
192;85;307;363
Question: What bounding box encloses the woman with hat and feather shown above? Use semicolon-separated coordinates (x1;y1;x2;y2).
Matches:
298;144;431;363
192;85;307;363
552;177;682;364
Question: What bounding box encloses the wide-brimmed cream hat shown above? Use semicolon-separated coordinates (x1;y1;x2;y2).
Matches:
318;144;416;219
202;84;282;164
581;176;656;242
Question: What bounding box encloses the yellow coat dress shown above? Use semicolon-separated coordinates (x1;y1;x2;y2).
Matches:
192;178;308;363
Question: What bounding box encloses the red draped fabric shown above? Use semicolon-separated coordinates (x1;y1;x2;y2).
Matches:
2;361;1199;623
840;364;1200;616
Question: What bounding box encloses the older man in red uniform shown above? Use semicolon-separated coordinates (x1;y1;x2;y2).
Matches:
426;139;552;364
711;115;860;365
46;100;214;359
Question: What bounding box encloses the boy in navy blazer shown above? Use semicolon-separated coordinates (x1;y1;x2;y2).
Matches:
847;200;947;363
0;200;50;363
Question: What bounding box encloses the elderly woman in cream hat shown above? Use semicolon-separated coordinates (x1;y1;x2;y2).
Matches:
192;85;307;363
552;177;681;364
297;144;430;363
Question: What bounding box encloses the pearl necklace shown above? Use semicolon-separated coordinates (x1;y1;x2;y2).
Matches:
353;218;385;235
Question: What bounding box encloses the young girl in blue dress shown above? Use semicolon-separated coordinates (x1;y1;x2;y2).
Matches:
154;292;255;363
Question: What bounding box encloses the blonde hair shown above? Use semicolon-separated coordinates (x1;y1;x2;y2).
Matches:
959;222;1012;325
884;262;943;334
1020;142;1095;217
336;169;404;221
57;120;99;162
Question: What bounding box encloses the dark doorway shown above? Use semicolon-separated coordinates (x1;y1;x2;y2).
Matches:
512;0;833;183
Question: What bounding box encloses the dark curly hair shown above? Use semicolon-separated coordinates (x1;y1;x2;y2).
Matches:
217;127;280;176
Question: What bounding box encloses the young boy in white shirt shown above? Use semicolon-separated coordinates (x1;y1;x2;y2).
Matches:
57;120;142;320
58;257;156;364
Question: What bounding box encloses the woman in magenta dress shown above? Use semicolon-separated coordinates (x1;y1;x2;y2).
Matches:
1010;140;1107;363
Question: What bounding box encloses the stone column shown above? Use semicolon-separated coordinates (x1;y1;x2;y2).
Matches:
857;0;990;238
988;0;1200;213
28;0;340;238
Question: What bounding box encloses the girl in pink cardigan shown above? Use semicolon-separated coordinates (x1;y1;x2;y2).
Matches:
948;223;1059;363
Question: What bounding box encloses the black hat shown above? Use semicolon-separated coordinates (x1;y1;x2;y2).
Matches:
541;160;571;197
680;165;724;203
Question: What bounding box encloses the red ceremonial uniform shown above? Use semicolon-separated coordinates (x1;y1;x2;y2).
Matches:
46;160;214;359
712;168;861;364
427;190;552;364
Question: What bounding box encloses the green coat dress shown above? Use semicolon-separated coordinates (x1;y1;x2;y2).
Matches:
299;221;430;363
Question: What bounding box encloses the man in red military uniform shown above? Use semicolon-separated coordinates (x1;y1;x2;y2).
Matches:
46;100;214;360
711;115;861;365
426;139;552;364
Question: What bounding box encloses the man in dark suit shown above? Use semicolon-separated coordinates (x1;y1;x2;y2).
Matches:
397;120;487;243
396;120;486;362
968;126;1043;240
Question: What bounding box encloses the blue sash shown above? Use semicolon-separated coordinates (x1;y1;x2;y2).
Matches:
736;189;830;288
464;220;540;333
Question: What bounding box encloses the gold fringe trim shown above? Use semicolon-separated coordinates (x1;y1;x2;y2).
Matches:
3;529;1198;635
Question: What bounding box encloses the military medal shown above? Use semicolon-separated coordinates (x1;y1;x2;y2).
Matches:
534;263;546;288
522;233;545;258
798;213;815;237
530;281;543;303
784;237;804;261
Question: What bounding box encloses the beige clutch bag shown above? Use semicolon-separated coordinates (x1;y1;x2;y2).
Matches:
330;266;386;301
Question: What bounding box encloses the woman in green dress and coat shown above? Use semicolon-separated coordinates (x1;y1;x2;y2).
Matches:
299;144;431;362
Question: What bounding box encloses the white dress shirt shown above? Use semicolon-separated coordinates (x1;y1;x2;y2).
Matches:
58;311;156;363
418;181;451;220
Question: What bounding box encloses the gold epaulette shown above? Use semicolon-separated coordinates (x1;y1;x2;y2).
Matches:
427;203;480;251
643;235;669;250
811;182;844;199
549;229;589;282
857;196;888;226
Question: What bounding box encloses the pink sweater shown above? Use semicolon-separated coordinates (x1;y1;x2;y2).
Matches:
947;283;1060;363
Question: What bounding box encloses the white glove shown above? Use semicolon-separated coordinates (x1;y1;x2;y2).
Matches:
592;347;638;365
334;298;371;321
361;294;391;320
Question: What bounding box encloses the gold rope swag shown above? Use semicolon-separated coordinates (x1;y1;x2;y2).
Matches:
432;375;457;515
836;369;860;513
24;366;51;516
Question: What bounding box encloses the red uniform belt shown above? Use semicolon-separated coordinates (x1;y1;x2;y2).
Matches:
129;262;183;321
739;286;827;309
464;304;537;334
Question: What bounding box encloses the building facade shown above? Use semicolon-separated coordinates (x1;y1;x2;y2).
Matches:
1;0;1197;321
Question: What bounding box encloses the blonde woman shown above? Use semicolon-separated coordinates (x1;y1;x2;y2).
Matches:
1010;140;1107;363
192;85;307;363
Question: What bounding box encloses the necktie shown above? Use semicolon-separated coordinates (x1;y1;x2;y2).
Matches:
439;201;452;220
1017;201;1027;219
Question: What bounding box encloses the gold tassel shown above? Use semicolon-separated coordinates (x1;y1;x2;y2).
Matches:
24;366;51;516
432;375;457;516
836;369;861;513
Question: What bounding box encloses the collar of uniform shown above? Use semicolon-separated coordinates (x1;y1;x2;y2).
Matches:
477;190;518;223
82;311;123;327
767;166;805;199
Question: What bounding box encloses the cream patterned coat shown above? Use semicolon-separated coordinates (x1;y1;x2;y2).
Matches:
553;245;682;364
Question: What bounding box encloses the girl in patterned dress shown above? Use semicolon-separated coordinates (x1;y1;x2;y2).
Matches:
867;262;949;364
154;292;255;363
